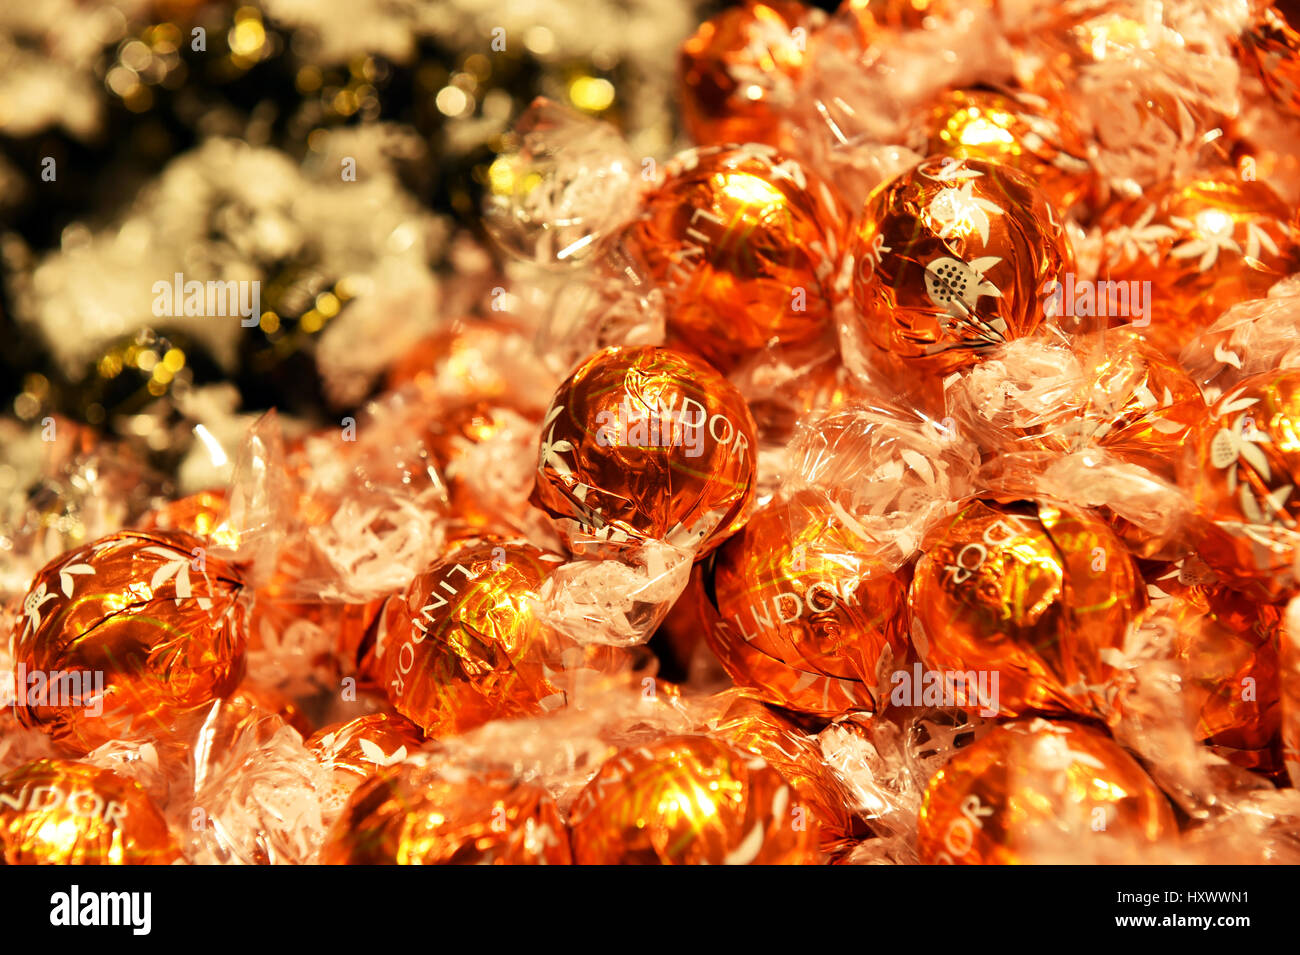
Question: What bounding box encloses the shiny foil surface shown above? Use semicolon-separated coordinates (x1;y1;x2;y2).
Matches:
1059;330;1207;480
1136;585;1281;774
1238;3;1300;116
713;695;865;849
845;156;1076;375
375;539;627;737
708;490;910;715
321;761;571;864
0;759;180;865
628;145;848;371
908;498;1144;720
307;713;427;785
922;88;1095;214
532;345;758;556
678;1;824;150
1181;367;1300;601
1098;172;1299;359
917;719;1176;864
13;529;249;754
568;734;822;864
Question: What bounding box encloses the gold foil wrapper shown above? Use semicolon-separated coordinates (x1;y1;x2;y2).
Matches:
0;759;180;865
1098;172;1299;359
917;719;1176;864
307;712;427;785
568;734;822;864
532;345;758;556
1283;599;1300;787
227;681;314;738
908;498;1144;720
1181;367;1300;601
707;490;910;715
1238;4;1300;116
629;146;848;371
13;529;249;754
137;489;233;541
321;761;571;864
713;695;866;850
922;88;1094;213
677;1;824;150
845;156;1075;376
1041;328;1206;481
375;539;627;737
836;0;975;37
1135;585;1281;775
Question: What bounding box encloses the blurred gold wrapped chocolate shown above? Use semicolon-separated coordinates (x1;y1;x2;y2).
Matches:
321;761;571;864
568;734;822;864
677;1;825;150
1237;4;1300;117
917;719;1176;864
0;759;179;865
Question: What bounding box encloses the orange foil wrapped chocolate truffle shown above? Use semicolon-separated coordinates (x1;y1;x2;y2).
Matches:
1284;599;1300;787
1237;4;1300;117
568;734;822;864
136;488;232;540
307;712;426;786
844;157;1075;378
0;759;180;865
1057;330;1206;480
374;539;626;737
908;499;1144;720
321;761;571;865
713;696;864;848
1098;171;1299;358
921;89;1095;214
532;345;757;556
627;145;847;371
706;491;910;715
677;1;824;149
1136;585;1281;774
1180;368;1300;601
13;530;249;754
961;329;1206;481
227;681;314;738
917;719;1176;864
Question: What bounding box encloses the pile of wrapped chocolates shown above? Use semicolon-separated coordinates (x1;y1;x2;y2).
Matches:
6;0;1300;866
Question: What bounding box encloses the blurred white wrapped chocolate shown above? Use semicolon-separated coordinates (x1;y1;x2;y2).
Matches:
484;98;644;269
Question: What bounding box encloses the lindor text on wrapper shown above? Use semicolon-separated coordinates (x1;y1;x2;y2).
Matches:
595;395;708;457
